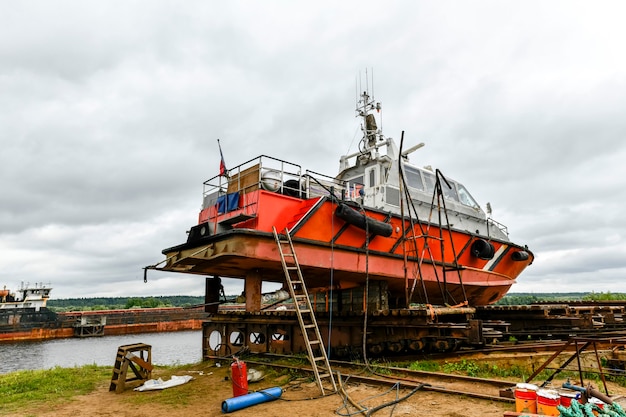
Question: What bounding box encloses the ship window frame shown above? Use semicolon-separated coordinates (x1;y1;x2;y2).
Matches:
344;174;365;200
365;166;378;188
442;180;459;202
422;170;436;194
403;166;425;191
346;174;364;186
457;183;480;208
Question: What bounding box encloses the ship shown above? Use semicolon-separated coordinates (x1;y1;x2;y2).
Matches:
0;283;207;342
147;87;534;312
1;282;52;310
0;283;61;332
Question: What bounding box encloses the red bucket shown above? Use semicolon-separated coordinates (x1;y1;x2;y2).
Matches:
559;391;581;407
231;358;248;397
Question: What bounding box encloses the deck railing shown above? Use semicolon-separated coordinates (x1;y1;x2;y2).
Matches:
200;156;360;211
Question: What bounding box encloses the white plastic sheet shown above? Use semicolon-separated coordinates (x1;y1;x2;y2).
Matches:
134;375;194;391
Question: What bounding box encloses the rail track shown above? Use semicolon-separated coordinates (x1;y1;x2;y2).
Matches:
212;352;517;403
209;329;626;408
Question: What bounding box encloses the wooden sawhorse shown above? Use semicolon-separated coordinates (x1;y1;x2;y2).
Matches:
109;343;153;393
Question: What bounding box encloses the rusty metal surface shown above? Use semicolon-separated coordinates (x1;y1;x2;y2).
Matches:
202;301;626;359
202;308;486;359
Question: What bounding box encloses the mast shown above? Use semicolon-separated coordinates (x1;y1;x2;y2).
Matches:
355;87;383;157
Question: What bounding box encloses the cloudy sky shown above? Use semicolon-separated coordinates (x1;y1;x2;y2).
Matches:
2;1;625;299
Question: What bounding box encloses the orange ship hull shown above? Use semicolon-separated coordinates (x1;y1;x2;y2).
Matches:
160;190;533;306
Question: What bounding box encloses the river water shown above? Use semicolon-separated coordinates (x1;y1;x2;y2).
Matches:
0;330;203;374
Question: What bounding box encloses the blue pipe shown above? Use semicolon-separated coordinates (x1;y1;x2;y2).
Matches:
221;387;283;413
562;380;586;393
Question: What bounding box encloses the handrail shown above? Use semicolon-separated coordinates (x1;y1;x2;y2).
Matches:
198;155;365;211
487;218;508;237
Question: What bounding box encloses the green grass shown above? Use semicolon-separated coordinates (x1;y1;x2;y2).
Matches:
3;356;624;416
407;360;441;372
0;360;298;416
0;365;111;414
403;358;577;382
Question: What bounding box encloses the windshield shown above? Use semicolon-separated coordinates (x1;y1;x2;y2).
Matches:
422;171;436;194
457;183;479;208
404;166;424;191
403;166;481;209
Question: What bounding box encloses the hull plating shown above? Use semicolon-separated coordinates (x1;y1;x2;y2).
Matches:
160;191;533;306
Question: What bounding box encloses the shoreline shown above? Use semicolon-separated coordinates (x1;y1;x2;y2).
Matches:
0;306;207;343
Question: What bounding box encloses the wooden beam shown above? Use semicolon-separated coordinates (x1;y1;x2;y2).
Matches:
125;352;154;371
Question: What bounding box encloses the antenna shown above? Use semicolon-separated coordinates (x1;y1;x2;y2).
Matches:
356;68;377;103
365;68;370;96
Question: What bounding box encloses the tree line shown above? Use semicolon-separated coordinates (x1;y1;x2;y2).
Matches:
495;291;626;305
45;292;626;312
47;296;205;312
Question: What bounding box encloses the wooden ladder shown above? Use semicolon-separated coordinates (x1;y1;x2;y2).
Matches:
272;226;337;395
109;343;153;393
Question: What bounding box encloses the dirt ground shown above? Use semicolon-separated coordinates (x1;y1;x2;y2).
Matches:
10;361;626;417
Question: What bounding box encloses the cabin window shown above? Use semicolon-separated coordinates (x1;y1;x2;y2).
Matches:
366;167;378;187
422;171;436;194
457;183;479;208
422;171;459;202
345;175;364;200
442;181;459;202
404;166;424;191
347;175;364;186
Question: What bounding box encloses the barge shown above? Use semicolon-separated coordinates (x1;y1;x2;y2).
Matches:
0;283;207;342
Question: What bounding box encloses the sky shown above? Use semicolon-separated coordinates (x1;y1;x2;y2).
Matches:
2;1;626;299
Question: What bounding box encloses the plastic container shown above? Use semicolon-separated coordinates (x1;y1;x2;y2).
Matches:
231;359;248;397
514;383;538;414
537;389;560;416
559;390;581;407
260;170;281;192
589;397;605;416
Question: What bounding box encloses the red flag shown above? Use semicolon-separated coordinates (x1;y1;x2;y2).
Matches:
218;139;228;177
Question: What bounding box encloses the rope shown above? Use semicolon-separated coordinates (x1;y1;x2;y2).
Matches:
426;304;435;321
558;399;626;417
449;301;469;309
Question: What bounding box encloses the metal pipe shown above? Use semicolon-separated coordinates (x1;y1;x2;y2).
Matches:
400;142;425;157
562;380;613;405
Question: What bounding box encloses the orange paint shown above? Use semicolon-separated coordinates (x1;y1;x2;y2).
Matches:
164;190;533;306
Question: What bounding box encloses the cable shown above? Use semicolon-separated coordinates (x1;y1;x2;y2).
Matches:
336;370;428;417
328;194;335;359
365;383;427;417
359;195;374;373
336;372;368;416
